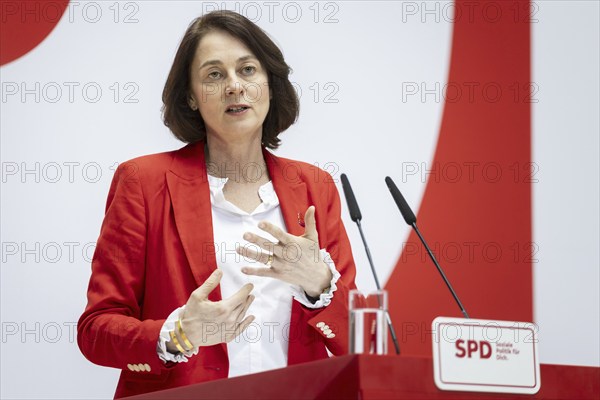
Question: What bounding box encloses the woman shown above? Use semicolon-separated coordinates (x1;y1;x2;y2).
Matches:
78;10;357;399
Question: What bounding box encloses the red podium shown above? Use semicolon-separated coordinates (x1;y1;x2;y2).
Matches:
126;355;599;399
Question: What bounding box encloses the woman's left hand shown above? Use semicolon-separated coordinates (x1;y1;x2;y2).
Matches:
237;206;332;298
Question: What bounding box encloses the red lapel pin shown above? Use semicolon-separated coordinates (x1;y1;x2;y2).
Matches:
297;212;305;227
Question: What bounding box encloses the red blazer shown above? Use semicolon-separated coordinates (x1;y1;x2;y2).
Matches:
77;142;357;398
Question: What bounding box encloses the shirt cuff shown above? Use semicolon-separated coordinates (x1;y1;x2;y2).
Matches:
157;306;199;363
292;249;341;309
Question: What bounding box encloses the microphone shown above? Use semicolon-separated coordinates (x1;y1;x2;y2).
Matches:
340;173;401;355
384;176;470;319
385;177;416;225
341;174;362;222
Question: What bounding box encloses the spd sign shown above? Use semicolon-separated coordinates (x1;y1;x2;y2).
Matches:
432;317;540;394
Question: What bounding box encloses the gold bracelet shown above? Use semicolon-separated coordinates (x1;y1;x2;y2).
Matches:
177;319;194;351
169;329;188;354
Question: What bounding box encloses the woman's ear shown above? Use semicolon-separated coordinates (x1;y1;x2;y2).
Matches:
188;96;198;111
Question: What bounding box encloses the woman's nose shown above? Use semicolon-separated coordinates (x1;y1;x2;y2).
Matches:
225;75;244;97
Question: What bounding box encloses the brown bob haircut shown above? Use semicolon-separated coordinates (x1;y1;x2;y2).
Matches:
162;10;299;149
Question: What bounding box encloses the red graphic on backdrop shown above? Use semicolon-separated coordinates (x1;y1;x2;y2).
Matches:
0;1;69;66
385;0;533;356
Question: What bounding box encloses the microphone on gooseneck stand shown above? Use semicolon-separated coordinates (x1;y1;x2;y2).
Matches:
340;173;401;355
384;176;470;319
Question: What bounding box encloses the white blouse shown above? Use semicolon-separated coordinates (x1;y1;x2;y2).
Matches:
157;175;340;377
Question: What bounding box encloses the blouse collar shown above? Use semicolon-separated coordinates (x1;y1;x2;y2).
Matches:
207;174;279;215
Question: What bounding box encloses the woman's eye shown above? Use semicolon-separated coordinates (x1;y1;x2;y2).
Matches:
242;66;256;75
208;71;222;79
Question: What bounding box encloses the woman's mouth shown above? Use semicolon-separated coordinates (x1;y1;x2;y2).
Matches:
226;105;250;114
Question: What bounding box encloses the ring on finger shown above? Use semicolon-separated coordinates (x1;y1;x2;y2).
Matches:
265;253;274;268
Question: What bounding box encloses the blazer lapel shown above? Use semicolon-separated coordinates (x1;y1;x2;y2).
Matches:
165;142;222;302
264;149;308;237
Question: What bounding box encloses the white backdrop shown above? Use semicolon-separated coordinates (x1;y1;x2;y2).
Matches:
1;1;598;398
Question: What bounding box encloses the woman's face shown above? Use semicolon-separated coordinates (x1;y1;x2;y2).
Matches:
189;30;270;145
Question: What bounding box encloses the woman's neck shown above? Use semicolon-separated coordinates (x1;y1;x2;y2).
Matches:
204;135;268;184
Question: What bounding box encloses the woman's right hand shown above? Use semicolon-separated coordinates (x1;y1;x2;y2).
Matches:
179;269;255;348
